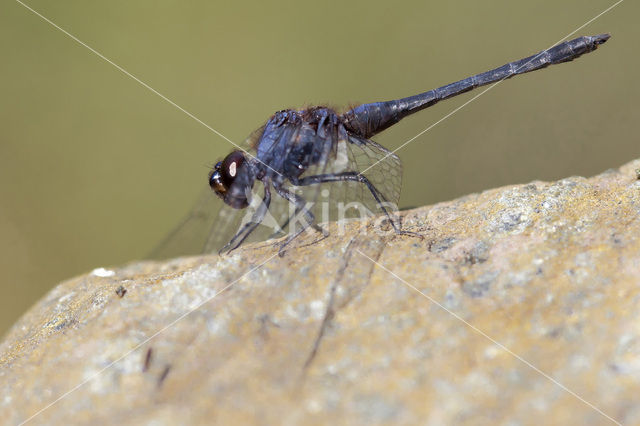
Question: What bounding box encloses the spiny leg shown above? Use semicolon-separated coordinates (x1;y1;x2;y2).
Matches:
273;183;327;256
220;183;271;254
291;172;421;238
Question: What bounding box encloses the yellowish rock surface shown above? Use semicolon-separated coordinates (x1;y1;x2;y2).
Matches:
2;160;640;425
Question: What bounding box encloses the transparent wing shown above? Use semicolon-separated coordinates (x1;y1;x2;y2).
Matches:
285;133;403;228
345;134;402;208
151;185;294;259
148;186;222;259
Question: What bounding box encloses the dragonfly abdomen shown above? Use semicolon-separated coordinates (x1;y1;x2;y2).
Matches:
341;34;610;139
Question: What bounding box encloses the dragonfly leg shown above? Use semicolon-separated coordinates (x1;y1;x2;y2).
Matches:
220;183;272;254
267;214;293;239
291;172;422;238
267;205;325;240
273;183;327;256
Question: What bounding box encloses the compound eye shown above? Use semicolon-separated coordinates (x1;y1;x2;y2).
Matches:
209;169;226;196
222;151;245;179
208;151;246;199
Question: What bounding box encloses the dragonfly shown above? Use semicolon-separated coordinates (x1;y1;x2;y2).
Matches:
153;34;610;258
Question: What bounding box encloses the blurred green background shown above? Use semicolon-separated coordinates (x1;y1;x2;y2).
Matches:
0;0;636;336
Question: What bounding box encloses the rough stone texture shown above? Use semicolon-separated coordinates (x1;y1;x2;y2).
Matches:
2;159;640;425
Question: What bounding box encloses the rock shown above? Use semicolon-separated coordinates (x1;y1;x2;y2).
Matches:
2;159;640;425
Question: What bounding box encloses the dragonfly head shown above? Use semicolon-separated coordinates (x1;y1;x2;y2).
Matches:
209;150;253;209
